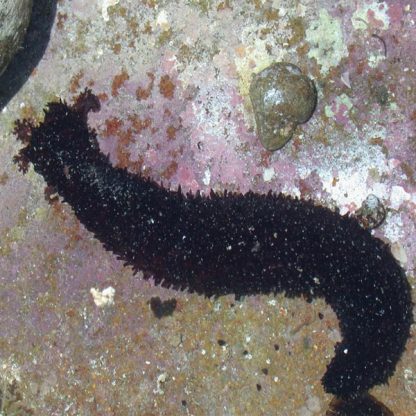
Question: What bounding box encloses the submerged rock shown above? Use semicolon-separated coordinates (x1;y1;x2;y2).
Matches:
0;0;32;76
249;62;317;151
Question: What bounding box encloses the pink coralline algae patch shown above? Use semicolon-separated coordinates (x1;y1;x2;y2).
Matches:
387;2;405;26
106;66;257;193
175;164;199;192
367;6;389;29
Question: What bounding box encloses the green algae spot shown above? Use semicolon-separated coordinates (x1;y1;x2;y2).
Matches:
157;28;173;46
287;16;306;47
187;0;211;15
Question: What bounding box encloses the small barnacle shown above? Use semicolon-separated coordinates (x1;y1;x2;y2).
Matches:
355;194;386;229
249;62;317;151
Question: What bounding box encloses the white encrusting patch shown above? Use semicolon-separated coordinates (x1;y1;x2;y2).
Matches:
90;286;115;307
263;167;276;182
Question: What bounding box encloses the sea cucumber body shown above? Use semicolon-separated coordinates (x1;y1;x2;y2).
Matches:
14;90;412;399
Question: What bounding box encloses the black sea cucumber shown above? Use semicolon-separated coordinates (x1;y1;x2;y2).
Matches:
13;89;413;414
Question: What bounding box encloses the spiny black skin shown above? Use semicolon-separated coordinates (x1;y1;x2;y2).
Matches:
14;90;412;403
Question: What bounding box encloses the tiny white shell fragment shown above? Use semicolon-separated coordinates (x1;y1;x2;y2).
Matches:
90;286;115;307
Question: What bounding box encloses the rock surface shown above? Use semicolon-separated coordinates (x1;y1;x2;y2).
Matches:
0;1;415;415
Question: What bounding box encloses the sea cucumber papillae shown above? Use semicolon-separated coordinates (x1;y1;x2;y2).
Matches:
13;89;413;414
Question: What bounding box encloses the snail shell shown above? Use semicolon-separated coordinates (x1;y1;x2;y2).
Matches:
249;62;317;151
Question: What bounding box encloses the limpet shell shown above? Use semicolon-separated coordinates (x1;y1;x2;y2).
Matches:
249;62;317;151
